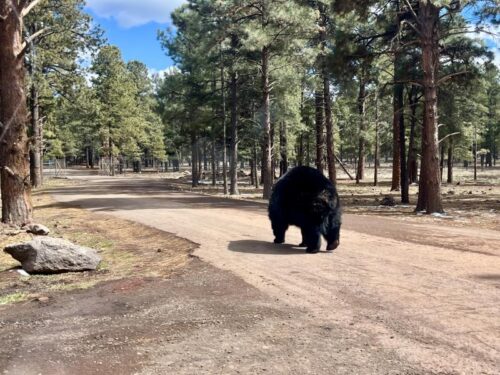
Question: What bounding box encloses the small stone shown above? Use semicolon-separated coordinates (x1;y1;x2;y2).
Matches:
380;196;396;207
23;223;50;236
37;296;49;303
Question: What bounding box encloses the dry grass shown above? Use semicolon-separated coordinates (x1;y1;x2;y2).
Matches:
0;183;197;306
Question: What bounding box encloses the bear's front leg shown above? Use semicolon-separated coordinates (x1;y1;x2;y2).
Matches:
299;227;307;247
303;226;321;253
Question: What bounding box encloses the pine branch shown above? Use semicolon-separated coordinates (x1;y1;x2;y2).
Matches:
437;70;468;85
439;132;461;144
17;26;51;57
21;0;44;17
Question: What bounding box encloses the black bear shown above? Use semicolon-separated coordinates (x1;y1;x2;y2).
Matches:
268;166;342;253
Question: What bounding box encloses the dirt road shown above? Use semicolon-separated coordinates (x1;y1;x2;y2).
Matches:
5;176;499;374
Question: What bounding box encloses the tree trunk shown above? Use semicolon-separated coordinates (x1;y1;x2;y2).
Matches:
249;158;255;186
416;1;444;213
211;137;216;186
315;89;325;173
253;142;259;189
203;140;208;171
29;83;42;188
407;87;419;184
305;133;311;167
356;76;366;184
319;2;336;183
261;45;272;199
324;75;336;183
297;133;304;167
439;144;445;182
270;121;276;184
398;85;409;204
85;147;90;168
447;138;453;184
391;57;403;191
298;89;306;167
374;91;379;186
198;142;202;181
279;121;288;176
0;6;33;224
229;70;239;195
191;133;199;187
219;46;228;195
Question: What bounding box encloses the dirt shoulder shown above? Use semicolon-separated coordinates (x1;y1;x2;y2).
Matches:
0;184;195;306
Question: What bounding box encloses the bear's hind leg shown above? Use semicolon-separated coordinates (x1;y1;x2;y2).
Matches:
272;220;289;244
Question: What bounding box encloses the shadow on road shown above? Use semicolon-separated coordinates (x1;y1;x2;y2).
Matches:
229;239;316;255
472;273;500;281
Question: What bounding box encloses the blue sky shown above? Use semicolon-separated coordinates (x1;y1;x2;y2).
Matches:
85;0;186;74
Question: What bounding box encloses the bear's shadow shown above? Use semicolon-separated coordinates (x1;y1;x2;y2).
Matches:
228;240;311;255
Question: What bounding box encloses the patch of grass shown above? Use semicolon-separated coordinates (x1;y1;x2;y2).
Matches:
0;292;29;305
49;280;99;292
0;185;197;305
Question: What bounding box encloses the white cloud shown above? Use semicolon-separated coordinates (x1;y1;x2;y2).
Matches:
86;0;186;28
147;66;180;78
469;23;500;68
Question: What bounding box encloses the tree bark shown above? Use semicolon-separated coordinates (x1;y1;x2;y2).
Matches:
315;90;325;173
416;1;444;213
0;4;33;225
261;45;272;199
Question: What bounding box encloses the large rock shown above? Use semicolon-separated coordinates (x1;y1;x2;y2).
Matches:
4;237;101;273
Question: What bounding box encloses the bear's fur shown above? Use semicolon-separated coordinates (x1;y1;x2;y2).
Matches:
268;166;342;253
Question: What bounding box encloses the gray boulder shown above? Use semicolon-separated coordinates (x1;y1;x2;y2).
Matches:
4;237;101;273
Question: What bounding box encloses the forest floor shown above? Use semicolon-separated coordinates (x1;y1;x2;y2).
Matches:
0;167;499;374
164;165;500;230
